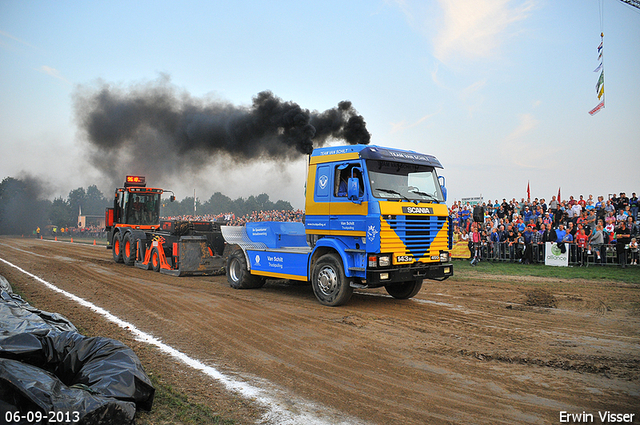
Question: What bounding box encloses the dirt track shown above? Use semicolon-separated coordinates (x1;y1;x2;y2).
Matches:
1;237;639;424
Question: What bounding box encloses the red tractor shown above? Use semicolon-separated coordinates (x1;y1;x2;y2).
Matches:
105;176;226;276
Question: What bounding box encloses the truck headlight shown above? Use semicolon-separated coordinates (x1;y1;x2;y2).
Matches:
440;252;450;262
378;255;391;267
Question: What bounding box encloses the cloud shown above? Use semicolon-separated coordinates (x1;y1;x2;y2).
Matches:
389;108;441;133
506;112;538;140
434;0;534;62
391;0;534;63
0;30;36;49
502;113;541;167
38;65;71;85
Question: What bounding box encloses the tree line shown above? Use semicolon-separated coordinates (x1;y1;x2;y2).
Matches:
0;176;293;235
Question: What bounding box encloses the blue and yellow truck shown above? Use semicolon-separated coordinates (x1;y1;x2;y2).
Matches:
222;144;453;306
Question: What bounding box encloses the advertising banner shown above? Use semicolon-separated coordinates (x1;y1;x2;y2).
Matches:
545;242;568;267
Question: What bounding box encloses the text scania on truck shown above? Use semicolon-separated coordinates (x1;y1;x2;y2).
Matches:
222;144;453;306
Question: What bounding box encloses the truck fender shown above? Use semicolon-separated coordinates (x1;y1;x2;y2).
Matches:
309;239;352;278
223;243;251;271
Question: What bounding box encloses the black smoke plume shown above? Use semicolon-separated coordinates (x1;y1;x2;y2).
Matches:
73;76;370;183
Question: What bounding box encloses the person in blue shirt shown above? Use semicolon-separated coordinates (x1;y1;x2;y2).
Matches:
555;224;566;243
523;206;534;223
562;228;575;262
490;227;500;260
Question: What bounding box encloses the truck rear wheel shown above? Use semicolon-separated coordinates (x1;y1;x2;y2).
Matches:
312;253;353;306
227;250;265;289
385;280;423;299
112;233;123;263
122;233;135;266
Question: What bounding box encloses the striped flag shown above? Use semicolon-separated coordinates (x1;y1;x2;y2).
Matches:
589;100;605;116
589;36;604;116
595;71;604;93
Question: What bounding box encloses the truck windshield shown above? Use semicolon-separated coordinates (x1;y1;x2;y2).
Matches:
124;192;160;225
366;160;444;203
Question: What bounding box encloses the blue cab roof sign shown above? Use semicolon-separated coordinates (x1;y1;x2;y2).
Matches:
311;144;443;169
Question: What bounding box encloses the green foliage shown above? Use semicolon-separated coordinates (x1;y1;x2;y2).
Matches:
0;177;51;235
0;175;295;234
49;197;74;228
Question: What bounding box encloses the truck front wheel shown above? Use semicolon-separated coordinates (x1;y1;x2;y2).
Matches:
227;250;265;289
385;280;423;299
312;253;353;306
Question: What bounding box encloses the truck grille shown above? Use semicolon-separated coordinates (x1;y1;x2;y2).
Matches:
382;215;449;259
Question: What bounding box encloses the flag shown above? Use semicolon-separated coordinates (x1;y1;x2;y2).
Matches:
597;84;604;100
595;71;604;93
597;41;603;53
589;100;605;115
557;187;561;203
527;181;530;201
593;62;603;73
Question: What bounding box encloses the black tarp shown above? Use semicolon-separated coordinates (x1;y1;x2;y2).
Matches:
0;275;154;424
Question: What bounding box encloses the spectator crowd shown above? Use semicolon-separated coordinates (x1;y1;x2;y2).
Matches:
47;188;639;268
163;209;305;226
450;192;638;268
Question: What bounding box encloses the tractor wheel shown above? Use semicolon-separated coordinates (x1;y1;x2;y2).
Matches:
112;233;123;263
122;233;135;266
226;250;265;289
385;280;423;299
311;253;353;306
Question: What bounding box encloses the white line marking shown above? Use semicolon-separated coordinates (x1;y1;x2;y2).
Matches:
0;256;366;425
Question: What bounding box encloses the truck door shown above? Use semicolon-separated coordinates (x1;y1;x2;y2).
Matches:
330;163;367;236
304;163;332;233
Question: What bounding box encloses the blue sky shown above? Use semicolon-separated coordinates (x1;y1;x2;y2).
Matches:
1;0;639;210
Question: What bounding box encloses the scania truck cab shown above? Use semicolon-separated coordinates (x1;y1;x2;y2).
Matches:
222;144;453;306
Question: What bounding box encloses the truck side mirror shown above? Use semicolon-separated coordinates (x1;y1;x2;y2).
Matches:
438;175;447;202
348;178;362;204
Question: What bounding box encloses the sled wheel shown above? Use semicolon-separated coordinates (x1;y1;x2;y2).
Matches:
151;247;161;272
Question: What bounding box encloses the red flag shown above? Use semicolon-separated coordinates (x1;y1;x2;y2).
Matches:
589;100;605;115
557;187;561;203
527;181;530;201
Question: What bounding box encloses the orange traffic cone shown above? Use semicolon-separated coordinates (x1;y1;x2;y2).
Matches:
93;239;96;245
71;238;74;243
55;236;57;241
